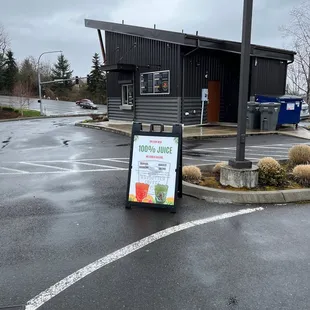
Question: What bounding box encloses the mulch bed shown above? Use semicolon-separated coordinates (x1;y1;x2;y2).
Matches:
0;110;20;119
185;162;304;191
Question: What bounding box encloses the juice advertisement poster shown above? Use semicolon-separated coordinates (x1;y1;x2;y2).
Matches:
128;135;179;205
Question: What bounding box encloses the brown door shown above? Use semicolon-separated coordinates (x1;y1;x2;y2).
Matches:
207;81;221;123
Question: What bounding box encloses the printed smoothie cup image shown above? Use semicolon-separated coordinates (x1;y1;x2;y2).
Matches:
135;182;150;202
155;184;169;204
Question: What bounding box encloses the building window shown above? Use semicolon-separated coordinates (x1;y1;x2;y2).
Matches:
140;70;170;95
122;84;134;105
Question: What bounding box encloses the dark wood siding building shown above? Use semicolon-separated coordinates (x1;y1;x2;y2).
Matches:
85;19;295;125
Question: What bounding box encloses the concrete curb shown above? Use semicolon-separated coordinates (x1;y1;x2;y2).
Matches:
183;180;310;204
183;162;310;204
75;122;131;137
0;114;93;122
75;121;309;141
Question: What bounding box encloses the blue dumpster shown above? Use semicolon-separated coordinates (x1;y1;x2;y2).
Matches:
277;95;302;128
255;95;302;129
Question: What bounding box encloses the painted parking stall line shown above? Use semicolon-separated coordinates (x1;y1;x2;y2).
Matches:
25;207;264;310
74;161;127;170
0;158;130;176
182;141;310;165
0;166;29;174
20;162;73;171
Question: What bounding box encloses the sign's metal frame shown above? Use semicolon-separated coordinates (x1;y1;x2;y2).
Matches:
126;122;183;213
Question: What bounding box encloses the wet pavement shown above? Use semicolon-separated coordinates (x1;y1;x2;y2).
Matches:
0;95;107;116
1;118;310;310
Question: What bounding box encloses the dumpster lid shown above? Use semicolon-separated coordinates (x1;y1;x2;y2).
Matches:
279;95;303;100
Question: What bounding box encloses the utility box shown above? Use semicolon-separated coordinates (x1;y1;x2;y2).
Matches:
259;102;281;131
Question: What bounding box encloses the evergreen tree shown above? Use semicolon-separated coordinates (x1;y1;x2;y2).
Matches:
51;54;73;98
88;53;106;104
4;50;18;93
0;54;5;92
19;57;37;95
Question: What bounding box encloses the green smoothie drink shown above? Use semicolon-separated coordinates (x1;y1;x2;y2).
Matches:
155;184;168;204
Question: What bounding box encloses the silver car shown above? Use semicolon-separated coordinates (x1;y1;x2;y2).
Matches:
301;100;309;120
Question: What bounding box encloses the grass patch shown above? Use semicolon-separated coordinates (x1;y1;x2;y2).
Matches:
0;106;41;119
21;109;41;117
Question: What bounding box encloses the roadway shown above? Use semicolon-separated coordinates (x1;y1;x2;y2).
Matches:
0;95;107;116
1;118;310;310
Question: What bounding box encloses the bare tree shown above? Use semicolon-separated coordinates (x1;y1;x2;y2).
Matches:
12;81;33;116
280;0;310;101
0;24;9;57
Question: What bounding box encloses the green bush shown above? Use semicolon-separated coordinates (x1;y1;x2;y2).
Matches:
293;165;310;187
1;106;15;112
258;157;286;186
289;145;310;165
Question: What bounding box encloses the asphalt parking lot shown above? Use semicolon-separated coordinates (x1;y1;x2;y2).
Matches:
1;118;310;310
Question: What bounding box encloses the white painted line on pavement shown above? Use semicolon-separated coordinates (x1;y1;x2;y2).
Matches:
20;162;72;171
183;157;218;163
191;148;287;156
196;154;261;160
73;162;125;170
0;169;127;175
0;166;29;174
192;142;310;152
25;207;264;310
247;146;290;150
7;158;130;163
103;158;129;164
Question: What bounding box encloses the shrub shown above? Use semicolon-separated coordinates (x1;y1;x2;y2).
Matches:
292;165;310;186
182;165;202;183
289;145;310;165
1;106;15;112
257;157;286;186
213;162;227;174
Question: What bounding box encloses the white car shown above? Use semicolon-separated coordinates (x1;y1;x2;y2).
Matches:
300;100;309;120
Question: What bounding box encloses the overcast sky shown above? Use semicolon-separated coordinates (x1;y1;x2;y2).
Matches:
1;0;303;76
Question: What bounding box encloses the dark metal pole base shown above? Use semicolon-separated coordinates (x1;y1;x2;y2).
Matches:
229;159;252;169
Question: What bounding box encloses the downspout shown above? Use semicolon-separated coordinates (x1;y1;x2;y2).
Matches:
97;29;106;63
181;40;201;123
285;59;294;95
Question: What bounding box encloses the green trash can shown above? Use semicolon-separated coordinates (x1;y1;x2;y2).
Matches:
246;101;260;129
259;102;281;131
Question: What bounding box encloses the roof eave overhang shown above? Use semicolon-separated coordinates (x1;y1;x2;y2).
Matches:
85;19;295;62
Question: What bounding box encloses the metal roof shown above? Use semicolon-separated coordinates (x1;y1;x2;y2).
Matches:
85;19;295;62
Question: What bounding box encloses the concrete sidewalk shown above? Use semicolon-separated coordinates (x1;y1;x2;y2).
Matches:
76;120;310;140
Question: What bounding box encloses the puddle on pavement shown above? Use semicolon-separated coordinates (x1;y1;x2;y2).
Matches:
228;296;238;306
116;143;130;147
2;137;11;149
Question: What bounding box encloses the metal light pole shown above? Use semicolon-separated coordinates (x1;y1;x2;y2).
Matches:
37;50;62;115
229;0;254;169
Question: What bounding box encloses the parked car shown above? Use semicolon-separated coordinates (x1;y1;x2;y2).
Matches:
80;100;98;110
300;100;309;120
76;99;91;106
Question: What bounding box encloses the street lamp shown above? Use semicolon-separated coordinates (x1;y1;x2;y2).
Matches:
229;0;254;169
37;50;62;115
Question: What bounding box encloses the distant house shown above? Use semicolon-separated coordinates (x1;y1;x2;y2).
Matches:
85;19;295;125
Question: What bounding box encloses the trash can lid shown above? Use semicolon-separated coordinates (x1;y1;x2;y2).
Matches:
259;102;281;107
247;101;260;106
